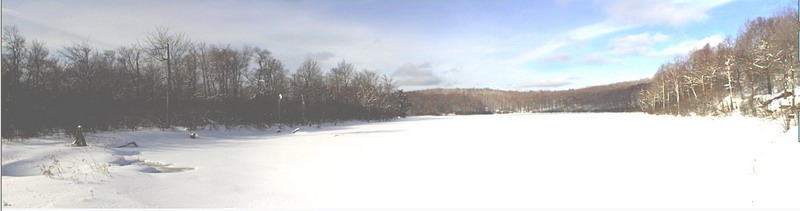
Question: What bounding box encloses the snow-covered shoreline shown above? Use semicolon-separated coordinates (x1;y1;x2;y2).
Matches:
2;113;799;209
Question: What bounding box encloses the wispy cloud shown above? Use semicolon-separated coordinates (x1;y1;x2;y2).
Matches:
609;32;671;56
658;35;725;57
605;0;736;26
2;8;117;48
518;0;734;63
515;20;634;63
514;41;569;63
579;54;616;65
566;21;635;41
541;53;572;63
515;77;578;90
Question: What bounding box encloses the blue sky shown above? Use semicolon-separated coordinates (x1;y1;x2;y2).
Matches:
1;0;795;91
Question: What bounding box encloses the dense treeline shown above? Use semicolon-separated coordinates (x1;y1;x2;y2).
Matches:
1;26;410;138
409;80;648;115
637;8;799;119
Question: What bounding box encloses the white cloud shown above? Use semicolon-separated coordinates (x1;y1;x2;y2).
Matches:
605;0;735;26
515;77;578;90
658;35;725;57
567;21;635;41
514;0;735;64
1;1;383;69
580;54;612;65
515;41;568;63
515;21;634;63
2;8;117;49
305;51;335;61
392;63;444;87
609;32;671;56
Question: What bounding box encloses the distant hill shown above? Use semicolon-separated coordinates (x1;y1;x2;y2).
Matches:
407;80;650;115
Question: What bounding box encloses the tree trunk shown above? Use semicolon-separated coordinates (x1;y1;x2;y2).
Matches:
727;69;735;112
675;81;681;115
766;69;773;94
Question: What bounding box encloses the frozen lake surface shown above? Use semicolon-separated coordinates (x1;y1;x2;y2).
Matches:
2;113;800;208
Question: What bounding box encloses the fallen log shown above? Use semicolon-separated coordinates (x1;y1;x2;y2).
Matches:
117;141;138;148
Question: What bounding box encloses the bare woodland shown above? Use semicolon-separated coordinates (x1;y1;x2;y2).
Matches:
1;27;410;138
408;80;647;115
637;8;800;118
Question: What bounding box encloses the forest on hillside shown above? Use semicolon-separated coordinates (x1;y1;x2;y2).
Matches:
636;8;799;120
412;7;800;122
1;27;410;138
408;80;648;115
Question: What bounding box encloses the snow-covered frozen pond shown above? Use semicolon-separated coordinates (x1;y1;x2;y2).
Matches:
2;113;800;208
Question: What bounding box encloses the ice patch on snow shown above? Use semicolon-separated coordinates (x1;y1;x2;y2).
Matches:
136;161;195;173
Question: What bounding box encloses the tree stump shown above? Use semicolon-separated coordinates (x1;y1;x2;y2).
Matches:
73;125;87;147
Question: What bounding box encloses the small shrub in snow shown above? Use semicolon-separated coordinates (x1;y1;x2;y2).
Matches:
38;155;65;179
777;112;794;132
38;153;112;183
83;157;111;177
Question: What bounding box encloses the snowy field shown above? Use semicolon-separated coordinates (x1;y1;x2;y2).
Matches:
2;113;800;209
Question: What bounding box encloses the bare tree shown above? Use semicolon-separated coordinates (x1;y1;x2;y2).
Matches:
145;27;192;127
2;25;26;89
59;41;95;91
25;40;53;89
291;58;324;123
354;69;379;121
328;60;355;100
118;45;144;99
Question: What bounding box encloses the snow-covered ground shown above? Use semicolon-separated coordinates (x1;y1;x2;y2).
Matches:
2;113;800;209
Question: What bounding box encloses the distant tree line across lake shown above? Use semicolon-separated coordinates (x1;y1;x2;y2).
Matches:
409;7;800;121
407;80;648;115
2;26;410;138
